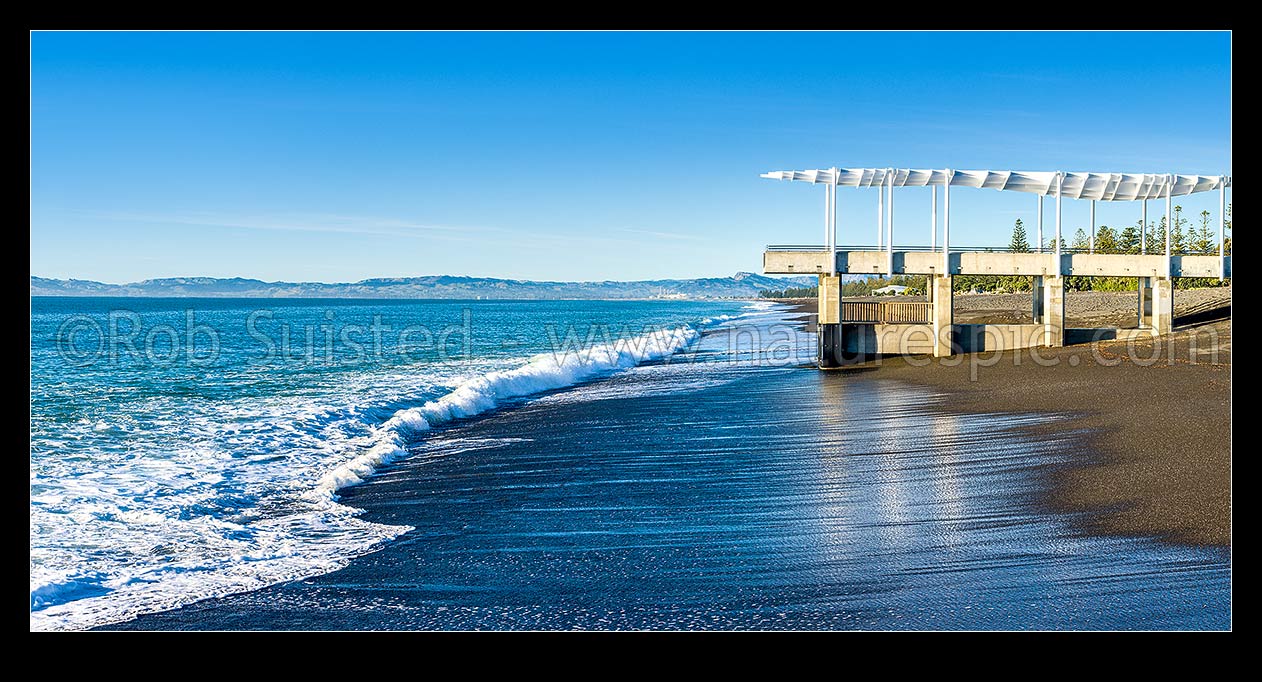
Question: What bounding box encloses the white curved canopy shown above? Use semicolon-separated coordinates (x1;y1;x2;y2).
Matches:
760;168;1231;201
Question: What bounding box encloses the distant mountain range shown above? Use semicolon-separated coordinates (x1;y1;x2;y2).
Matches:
30;272;817;300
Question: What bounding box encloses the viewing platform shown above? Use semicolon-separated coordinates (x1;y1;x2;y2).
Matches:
764;245;1231;279
759;167;1231;366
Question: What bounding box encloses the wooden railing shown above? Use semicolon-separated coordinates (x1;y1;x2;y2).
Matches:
842;301;883;323
842;301;933;324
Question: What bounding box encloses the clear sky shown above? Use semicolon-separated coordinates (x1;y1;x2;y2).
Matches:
31;31;1232;283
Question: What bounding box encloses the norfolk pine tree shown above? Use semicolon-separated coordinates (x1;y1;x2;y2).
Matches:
1009;218;1031;252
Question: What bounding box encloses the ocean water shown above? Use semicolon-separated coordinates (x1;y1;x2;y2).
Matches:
31;297;773;630
31;298;1230;631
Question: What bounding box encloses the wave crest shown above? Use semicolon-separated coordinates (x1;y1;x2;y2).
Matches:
310;324;701;498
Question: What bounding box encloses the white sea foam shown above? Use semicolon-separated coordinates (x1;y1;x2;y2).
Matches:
308;304;788;500
310;324;701;499
31;302;777;631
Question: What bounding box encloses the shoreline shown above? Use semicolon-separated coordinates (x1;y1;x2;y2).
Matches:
766;295;1231;547
87;297;1230;630
100;319;1229;629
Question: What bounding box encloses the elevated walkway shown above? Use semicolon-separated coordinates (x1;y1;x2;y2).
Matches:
758;166;1230;367
808;266;1182;366
765;247;1231;279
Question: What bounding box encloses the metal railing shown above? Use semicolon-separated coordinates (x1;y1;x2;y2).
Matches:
770;244;1067;253
842;301;933;324
766;244;1185;255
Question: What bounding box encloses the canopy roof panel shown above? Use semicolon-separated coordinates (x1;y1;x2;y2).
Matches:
760;168;1231;201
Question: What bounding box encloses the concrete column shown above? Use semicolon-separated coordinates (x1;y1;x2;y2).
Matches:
1151;277;1174;336
1042;276;1065;347
1032;275;1045;324
925;274;934;303
931;274;953;357
1137;277;1153;329
818;274;843;367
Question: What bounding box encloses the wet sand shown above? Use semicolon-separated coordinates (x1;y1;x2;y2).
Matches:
769;296;1231;547
104;347;1229;630
96;298;1229;629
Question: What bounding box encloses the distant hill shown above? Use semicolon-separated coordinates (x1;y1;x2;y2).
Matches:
30;272;817;300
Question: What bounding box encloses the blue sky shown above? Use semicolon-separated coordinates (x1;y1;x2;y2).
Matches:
31;31;1231;283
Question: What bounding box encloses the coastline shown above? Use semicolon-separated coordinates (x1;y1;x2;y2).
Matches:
89;297;1230;630
101;318;1229;629
768;295;1231;547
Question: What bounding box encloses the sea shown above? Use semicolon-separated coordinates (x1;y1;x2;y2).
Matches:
29;297;1230;630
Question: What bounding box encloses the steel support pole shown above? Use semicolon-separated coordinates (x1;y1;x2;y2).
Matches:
1141;200;1147;255
877;180;884;249
1090;199;1096;253
1219;176;1226;280
943;170;951;274
1055;172;1062;266
886;170;894;276
931;184;937;251
1037;194;1044;253
831;168;838;275
1165;174;1173;278
824;179;830;261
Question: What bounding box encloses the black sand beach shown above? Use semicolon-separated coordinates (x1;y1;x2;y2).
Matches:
775;294;1231;547
103;302;1231;630
868;321;1231;547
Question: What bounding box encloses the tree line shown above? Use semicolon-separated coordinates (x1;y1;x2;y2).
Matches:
759;274;927;299
1023;204;1232;256
956;205;1232;292
758;285;818;299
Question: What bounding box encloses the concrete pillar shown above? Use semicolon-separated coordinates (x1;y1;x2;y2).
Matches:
818;274;843;367
1032;275;1045;324
1042;276;1065;347
931;274;953;357
1151;277;1174;336
1137;277;1153;329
